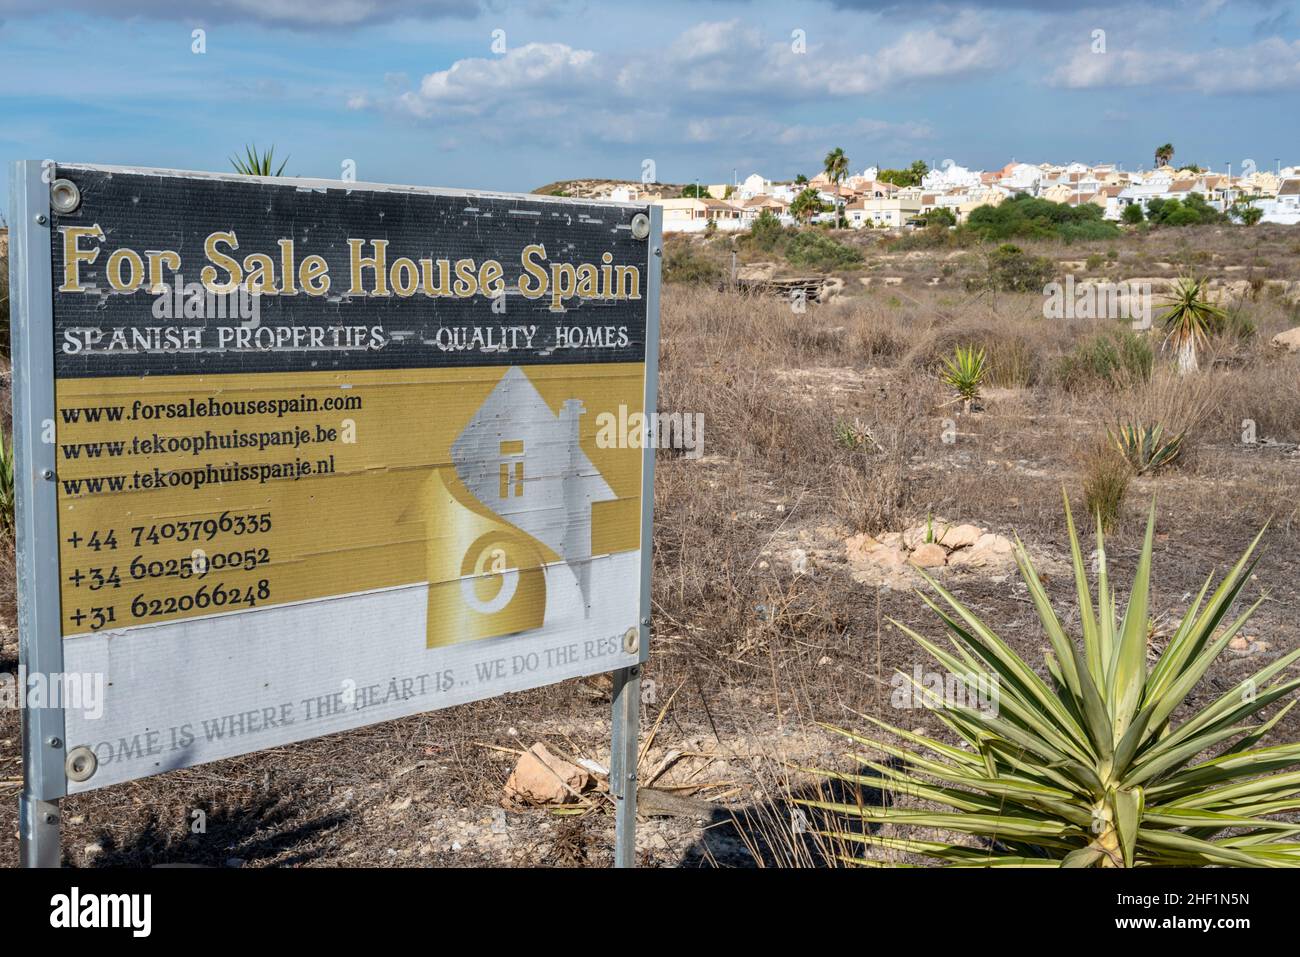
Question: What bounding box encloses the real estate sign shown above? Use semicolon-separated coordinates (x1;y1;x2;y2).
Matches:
13;163;659;795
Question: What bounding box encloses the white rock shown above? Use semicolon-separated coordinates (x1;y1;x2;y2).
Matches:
974;533;1015;555
910;543;947;568
938;523;983;550
1271;327;1300;353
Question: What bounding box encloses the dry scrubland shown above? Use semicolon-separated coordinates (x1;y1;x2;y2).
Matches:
2;224;1299;867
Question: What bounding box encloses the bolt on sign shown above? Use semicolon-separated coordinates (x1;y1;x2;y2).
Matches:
10;163;659;824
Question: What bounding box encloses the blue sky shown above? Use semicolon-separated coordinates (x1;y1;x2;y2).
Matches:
1;0;1298;213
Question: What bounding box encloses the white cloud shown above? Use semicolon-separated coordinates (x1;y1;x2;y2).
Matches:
379;17;1003;154
1050;36;1300;93
399;43;599;116
615;19;1005;100
0;0;480;27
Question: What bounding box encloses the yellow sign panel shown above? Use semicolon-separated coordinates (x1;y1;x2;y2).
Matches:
56;364;644;646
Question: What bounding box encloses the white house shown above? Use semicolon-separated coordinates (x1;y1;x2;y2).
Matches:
655;197;747;232
846;192;922;229
1259;179;1300;225
1000;163;1045;192
736;172;773;199
921;163;981;191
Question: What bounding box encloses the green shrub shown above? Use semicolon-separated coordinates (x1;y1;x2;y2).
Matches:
784;231;863;271
1145;194;1227;227
919;207;956;227
888;223;952;251
965;243;1055;293
1057;327;1154;391
965;194;1121;243
742;210;787;252
1209;303;1256;341
663;243;721;285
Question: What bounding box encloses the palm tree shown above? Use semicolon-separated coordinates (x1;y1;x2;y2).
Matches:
1154;143;1175;169
1160;276;1223;374
823;147;849;227
790;187;827;224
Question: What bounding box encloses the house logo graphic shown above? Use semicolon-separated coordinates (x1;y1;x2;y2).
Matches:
423;367;618;648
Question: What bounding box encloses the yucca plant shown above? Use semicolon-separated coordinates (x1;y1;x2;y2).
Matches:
941;345;987;411
800;495;1300;867
1160;276;1223;374
230;143;288;177
1110;422;1185;475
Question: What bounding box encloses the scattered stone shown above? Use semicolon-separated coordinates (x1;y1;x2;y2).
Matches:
845;533;879;562
903;522;951;550
871;545;909;567
575;758;608;777
938;523;983;550
909;543;947;568
503;743;592;806
974;533;1015;555
1271;327;1300;353
790;548;809;575
948;547;989;569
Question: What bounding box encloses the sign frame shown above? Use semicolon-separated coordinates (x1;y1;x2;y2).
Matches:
9;160;662;868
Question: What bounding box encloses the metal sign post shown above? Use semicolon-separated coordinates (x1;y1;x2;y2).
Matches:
10;162;661;868
12;161;68;868
611;209;661;867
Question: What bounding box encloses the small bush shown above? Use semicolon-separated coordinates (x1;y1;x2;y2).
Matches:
986;336;1038;388
965;243;1055;293
784;231;863;271
741;210;787;253
663;243;722;285
1056;327;1153;391
1210;303;1256;341
888;222;952;251
965;194;1121;243
853;313;908;363
1081;437;1129;533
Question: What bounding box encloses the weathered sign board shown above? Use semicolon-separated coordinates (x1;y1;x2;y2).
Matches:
10;161;660;865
